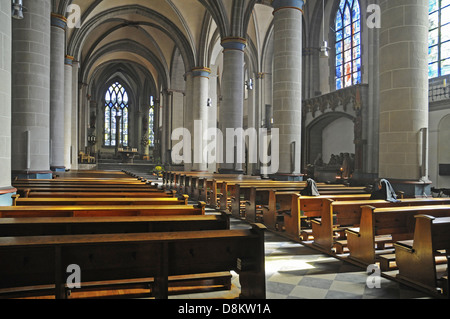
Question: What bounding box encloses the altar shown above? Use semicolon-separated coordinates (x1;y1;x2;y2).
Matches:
118;148;138;163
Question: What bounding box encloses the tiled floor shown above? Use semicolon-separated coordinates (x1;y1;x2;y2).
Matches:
172;216;435;300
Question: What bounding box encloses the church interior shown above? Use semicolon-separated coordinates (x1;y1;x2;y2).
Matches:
0;0;449;301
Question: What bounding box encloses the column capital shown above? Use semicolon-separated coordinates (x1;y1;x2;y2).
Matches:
272;0;305;14
192;67;211;78
221;37;247;52
65;55;74;66
51;13;67;30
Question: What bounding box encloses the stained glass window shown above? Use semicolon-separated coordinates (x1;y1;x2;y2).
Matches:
429;0;450;78
148;95;155;147
104;82;129;147
335;0;361;89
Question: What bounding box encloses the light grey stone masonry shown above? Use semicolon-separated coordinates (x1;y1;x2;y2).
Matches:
378;0;429;181
272;2;303;177
11;0;52;175
50;13;67;171
64;56;73;170
219;37;246;173
0;0;12;198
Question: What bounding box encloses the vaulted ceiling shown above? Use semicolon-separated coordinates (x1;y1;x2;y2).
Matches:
52;0;280;99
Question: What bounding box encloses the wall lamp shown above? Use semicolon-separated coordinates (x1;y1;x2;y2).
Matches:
12;0;24;19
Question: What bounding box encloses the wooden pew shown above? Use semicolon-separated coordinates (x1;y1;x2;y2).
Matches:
244;187;371;225
0;213;230;237
261;192;372;241
312;198;450;254
12;180;157;188
0;224;266;299
345;205;450;267
394;215;450;298
226;182;369;218
0;212;234;298
219;181;308;215
0;202;206;218
22;190;177;198
13;195;189;206
17;187;169;198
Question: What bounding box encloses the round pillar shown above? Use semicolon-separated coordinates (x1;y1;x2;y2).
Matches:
191;67;210;171
378;0;430;193
50;13;67;172
12;0;52;179
271;0;304;180
0;0;15;204
219;37;246;174
64;55;73;170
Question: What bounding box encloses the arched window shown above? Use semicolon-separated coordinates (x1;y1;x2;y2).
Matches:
148;95;155;147
104;82;129;147
335;0;361;89
429;0;450;78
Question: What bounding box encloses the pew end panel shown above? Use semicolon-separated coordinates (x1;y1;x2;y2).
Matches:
311;199;335;252
345;205;377;266
395;215;450;297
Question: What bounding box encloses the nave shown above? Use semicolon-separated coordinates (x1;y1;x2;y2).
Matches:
2;171;442;300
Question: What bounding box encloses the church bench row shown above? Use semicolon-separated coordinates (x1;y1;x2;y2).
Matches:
0;202;206;218
311;198;450;254
395;215;450;298
0;213;230;237
226;183;369;219
13;177;150;185
22;190;178;198
16;187;167;198
252;192;373;241
207;179;352;211
12;195;189;206
345;205;450;269
0;223;266;299
13;184;158;191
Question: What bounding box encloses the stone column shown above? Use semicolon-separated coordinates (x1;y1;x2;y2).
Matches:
12;0;52;179
64;55;73;170
271;0;304;180
161;89;172;165
0;0;15;205
378;0;430;196
50;13;66;172
219;37;246;174
183;72;193;171
191;67;210;171
71;61;79;170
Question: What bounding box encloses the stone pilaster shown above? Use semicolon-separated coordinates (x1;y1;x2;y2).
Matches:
50;13;67;172
71;61;79;170
271;0;304;180
219;37;246;174
11;0;52;179
191;67;210;171
64;55;73;170
378;0;430;195
183;72;193;171
161;89;172;165
0;0;16;205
